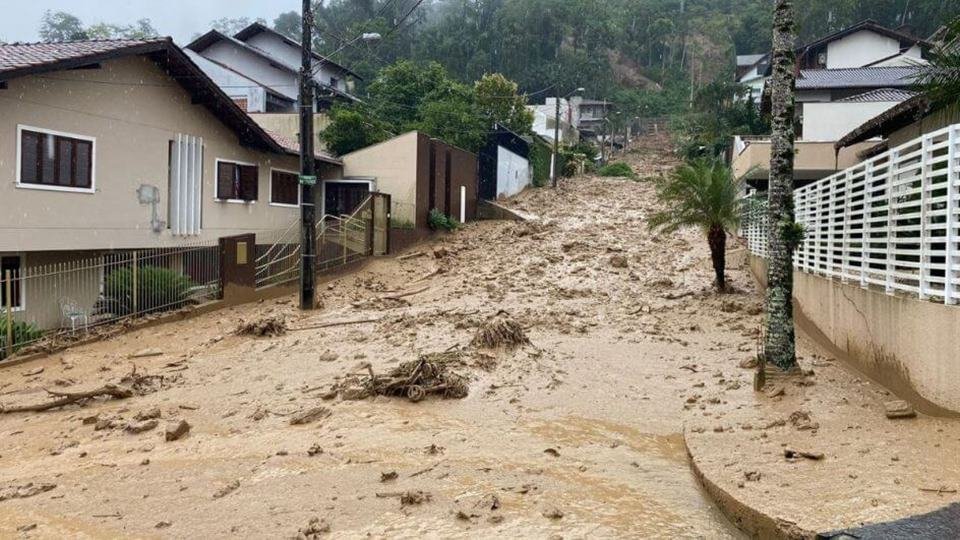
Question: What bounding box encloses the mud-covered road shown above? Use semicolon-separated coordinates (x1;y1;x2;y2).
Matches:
0;136;760;538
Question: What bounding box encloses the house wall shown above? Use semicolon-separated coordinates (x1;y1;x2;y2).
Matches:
242;33;347;92
887;102;960;148
446;144;478;223
826;31;901;68
0;55;311;253
341;132;420;227
250;113;332;152
496;146;532;199
201;40;298;101
803;101;903;141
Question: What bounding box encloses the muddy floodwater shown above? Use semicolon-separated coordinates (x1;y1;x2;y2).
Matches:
0;136;753;537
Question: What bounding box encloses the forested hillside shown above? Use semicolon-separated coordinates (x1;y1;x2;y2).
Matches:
278;0;958;112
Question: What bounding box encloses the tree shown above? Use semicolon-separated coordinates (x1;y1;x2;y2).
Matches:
210;17;266;36
87;19;158;40
320;105;391;156
648;160;741;290
273;11;302;41
416;84;489;152
474;73;534;135
914;16;960;105
764;0;801;372
40;11;87;42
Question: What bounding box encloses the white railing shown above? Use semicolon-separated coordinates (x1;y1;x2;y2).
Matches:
254;196;375;290
1;240;221;360
743;123;960;305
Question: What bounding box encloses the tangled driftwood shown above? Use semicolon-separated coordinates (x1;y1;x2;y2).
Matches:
471;311;530;350
235;316;287;337
0;367;162;414
347;352;468;402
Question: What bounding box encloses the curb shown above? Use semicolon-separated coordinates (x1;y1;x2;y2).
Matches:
683;427;816;540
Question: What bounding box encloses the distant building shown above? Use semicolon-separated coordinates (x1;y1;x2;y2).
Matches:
186;22;361;114
732;20;931;189
529;99;580;145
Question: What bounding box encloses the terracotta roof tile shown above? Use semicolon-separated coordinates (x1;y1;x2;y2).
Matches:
0;39;166;73
263;129;340;164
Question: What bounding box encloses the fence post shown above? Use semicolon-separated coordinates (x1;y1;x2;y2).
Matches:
919;134;930;300
4;270;12;359
861;160;873;289
132;251;139;317
341;221;347;265
946;126;959;305
885;150;898;295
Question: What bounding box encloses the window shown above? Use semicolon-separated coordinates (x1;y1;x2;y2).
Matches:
330;76;340;89
216;160;258;202
270;169;299;207
0;255;23;310
18;127;94;192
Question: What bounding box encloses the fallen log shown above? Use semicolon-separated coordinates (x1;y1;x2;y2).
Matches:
381;286;430;301
396;251;425;261
289;317;382;332
1;384;133;414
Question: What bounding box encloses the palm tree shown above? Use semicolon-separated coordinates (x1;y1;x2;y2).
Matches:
765;0;800;372
648;159;741;291
914;16;960;104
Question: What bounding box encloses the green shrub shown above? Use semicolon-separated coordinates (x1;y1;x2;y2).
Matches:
598;162;636;178
428;209;460;231
103;265;195;316
0;316;43;360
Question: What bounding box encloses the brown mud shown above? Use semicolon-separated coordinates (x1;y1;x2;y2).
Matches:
3;135;951;538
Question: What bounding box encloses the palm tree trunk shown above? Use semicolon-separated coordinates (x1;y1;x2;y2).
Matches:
765;0;798;371
708;225;727;291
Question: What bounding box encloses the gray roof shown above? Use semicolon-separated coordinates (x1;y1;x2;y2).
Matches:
837;88;918;103
796;67;917;89
737;54;765;66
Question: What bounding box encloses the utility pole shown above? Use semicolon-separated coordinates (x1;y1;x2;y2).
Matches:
551;88;561;188
298;0;317;310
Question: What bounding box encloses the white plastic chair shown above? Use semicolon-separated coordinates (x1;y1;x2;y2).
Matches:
59;297;89;333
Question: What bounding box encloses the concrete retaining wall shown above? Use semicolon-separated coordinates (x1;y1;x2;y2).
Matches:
747;254;960;414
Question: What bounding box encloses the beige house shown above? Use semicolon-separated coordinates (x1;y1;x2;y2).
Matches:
0;38;341;330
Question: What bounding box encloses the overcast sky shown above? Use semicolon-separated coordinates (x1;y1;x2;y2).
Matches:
0;0;302;45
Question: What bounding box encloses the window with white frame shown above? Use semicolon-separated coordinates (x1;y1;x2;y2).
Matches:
270;169;299;206
0;255;24;310
216;160;258;202
17;126;95;192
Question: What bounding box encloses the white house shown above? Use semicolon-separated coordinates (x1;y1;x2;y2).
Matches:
736;20;929;102
186;23;361;113
529;99;580;145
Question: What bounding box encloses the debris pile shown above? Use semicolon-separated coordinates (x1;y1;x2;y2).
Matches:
0;367;165;414
235;316;287;337
344;352;468;402
470;311;530;350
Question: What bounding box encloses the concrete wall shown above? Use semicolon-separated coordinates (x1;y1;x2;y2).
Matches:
746;254;960;414
250;113;331;153
0;55;312;253
733;140;876;181
803;101;902;141
496;146;531;198
341;132;420;226
826;31;901;68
